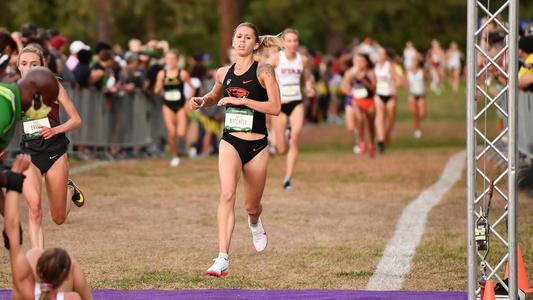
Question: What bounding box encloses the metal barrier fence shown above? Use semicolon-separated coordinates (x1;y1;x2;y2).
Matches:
65;88;160;148
7;88;533;161
7;87;167;153
499;90;533;160
518;91;533;158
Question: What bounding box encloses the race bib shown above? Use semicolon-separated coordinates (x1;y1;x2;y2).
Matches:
23;117;50;139
164;90;182;101
352;87;368;99
224;107;254;132
280;84;302;99
410;81;425;95
376;81;391;95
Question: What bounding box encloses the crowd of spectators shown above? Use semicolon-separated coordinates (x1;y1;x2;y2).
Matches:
1;20;532;160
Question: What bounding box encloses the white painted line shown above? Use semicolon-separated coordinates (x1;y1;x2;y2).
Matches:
366;151;466;290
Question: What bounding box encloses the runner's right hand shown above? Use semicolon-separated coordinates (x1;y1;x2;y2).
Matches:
190;97;204;110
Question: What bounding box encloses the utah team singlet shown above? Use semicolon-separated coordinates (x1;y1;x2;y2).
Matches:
375;61;395;97
274;51;303;103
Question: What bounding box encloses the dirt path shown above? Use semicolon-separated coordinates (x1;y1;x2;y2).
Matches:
0;122;465;289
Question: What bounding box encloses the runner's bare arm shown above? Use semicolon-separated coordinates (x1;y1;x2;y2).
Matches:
154;70;164;95
341;69;354;95
190;66;228;110
256;63;281;115
302;56;315;97
5;155;34;299
367;71;377;92
390;64;405;88
40;82;81;140
181;70;197;98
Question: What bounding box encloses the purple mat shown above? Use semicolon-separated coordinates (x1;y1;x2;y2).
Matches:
0;289;467;300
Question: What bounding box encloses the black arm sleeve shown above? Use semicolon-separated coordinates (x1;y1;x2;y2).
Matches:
2;171;25;193
3;224;23;250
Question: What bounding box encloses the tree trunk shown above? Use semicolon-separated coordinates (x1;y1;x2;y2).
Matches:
325;28;344;55
96;0;113;44
145;7;156;41
218;0;240;64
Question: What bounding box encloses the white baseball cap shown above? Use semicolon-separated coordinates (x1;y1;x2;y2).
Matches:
70;40;90;54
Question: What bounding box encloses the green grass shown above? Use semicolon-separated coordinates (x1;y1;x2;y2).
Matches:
396;81;498;123
107;270;265;289
399;81;503;124
396;81;464;122
129;168;150;177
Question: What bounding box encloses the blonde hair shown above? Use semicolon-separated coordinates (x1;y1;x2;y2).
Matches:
281;28;300;40
259;35;284;50
166;49;179;58
17;43;45;67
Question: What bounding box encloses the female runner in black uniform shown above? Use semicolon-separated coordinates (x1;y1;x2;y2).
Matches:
154;50;195;167
190;22;281;277
17;44;84;249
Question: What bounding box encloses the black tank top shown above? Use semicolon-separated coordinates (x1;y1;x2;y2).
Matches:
351;71;374;99
162;69;184;102
21;100;62;135
222;61;268;135
48;100;61;128
21;99;69;154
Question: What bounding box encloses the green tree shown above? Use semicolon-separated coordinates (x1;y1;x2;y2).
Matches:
2;0;532;64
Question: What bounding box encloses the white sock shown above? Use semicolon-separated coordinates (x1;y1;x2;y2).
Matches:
218;252;229;260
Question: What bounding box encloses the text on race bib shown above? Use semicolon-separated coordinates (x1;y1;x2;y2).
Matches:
352;87;369;99
23;117;51;138
224;107;254;132
280;83;302;99
410;81;425;95
376;81;391;95
164;90;182;101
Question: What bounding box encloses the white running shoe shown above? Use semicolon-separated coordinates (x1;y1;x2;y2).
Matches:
205;256;229;277
188;147;198;158
353;144;361;154
414;130;422;139
248;216;268;252
170;157;180;167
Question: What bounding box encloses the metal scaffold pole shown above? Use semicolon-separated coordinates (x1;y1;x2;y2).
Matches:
466;0;519;299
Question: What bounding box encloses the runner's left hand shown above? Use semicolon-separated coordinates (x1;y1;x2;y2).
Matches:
39;126;59;140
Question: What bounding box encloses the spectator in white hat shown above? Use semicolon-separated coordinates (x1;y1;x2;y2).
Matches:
66;40;90;71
